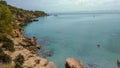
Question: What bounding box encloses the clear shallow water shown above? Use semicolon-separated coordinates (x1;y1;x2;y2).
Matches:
24;14;120;68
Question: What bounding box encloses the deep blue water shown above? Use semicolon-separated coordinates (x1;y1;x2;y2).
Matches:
24;14;120;68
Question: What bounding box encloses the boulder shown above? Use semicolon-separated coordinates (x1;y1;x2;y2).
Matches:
65;58;84;68
36;45;41;49
46;62;56;68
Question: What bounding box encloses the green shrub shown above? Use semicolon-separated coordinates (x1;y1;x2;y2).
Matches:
0;48;11;63
0;36;15;52
2;42;15;52
4;64;14;68
0;36;12;42
0;54;11;63
15;63;22;68
14;54;24;65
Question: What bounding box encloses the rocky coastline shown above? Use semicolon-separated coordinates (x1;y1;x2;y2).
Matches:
0;11;57;68
12;16;84;68
10;29;56;68
0;1;84;68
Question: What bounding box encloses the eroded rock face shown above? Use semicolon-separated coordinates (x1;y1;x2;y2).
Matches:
65;58;84;68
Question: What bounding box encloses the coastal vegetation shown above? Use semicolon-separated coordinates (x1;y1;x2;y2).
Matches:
8;4;48;26
0;0;48;34
0;0;47;41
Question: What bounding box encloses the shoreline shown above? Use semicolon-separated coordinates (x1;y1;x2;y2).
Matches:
0;1;84;68
11;15;57;68
4;16;57;68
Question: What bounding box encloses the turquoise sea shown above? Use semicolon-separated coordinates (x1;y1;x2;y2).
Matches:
24;13;120;68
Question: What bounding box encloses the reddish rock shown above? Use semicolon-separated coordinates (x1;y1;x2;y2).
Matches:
65;58;84;68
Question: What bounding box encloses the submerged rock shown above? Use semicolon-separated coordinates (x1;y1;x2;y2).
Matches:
97;44;100;48
87;63;97;68
33;19;39;21
39;49;53;58
36;45;41;49
65;58;84;68
44;51;52;57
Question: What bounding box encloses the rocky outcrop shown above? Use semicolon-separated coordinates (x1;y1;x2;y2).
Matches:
23;56;48;68
5;28;56;68
46;62;56;68
10;41;56;68
65;58;84;68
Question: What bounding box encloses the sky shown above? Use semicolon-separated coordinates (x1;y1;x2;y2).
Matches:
6;0;120;13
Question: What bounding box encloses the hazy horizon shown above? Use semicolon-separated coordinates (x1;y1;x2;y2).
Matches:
6;0;120;13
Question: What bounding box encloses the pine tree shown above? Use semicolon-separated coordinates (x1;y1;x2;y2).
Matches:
0;4;13;35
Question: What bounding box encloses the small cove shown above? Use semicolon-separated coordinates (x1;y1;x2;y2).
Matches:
24;13;120;68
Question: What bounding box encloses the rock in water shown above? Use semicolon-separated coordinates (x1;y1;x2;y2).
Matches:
36;45;41;49
65;58;84;68
117;60;120;67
